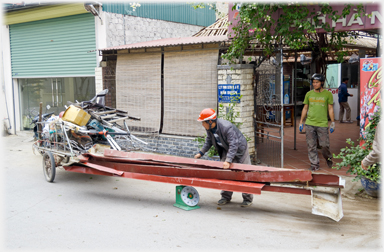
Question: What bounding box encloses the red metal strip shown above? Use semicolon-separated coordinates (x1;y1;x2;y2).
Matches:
308;174;344;188
81;162;124;176
83;158;314;183
78;155;89;163
102;149;301;172
81;154;185;168
63;165;265;195
261;185;312;195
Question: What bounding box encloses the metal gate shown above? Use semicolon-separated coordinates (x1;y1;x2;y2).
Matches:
254;61;284;167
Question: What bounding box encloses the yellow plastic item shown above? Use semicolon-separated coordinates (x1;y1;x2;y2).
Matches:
62;105;91;126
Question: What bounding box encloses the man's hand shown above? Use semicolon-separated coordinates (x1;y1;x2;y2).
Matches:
194;153;201;159
299;123;304;133
361;162;368;170
350;94;354;97
330;122;335;133
223;161;231;169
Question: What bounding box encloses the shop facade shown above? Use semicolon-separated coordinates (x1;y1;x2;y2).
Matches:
2;3;214;133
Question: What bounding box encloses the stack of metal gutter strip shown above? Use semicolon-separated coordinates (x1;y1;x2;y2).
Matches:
63;149;345;221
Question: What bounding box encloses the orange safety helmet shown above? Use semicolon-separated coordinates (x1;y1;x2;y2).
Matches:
197;108;216;122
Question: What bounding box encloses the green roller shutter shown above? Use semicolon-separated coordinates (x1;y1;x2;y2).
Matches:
9;13;97;78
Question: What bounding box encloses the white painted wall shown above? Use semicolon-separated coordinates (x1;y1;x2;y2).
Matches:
95;67;103;94
1;24;19;134
94;6;107;95
328;88;359;121
95;5;107;65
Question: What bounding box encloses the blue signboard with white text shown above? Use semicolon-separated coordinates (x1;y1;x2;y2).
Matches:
218;84;241;103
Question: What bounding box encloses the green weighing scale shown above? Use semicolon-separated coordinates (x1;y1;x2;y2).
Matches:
173;185;200;210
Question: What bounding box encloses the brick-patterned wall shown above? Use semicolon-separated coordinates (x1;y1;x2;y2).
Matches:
102;60;117;108
217;64;256;161
138;135;219;161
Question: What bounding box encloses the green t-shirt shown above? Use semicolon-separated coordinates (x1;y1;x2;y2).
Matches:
303;89;333;127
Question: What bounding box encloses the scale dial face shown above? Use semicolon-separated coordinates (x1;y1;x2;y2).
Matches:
180;186;200;206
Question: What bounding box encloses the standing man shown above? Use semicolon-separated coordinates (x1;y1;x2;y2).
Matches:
299;73;335;171
338;77;354;123
194;108;253;207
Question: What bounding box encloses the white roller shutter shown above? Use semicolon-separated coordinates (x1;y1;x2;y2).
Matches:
116;53;162;133
163;49;218;136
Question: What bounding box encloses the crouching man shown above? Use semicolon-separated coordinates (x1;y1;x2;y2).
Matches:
194;108;253;207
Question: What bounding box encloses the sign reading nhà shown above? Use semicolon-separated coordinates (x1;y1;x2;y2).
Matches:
218;84;241;103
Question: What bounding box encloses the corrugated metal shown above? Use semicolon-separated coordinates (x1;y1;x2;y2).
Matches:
4;3;88;25
9;13;97;78
193;15;228;37
102;2;216;27
100;35;228;51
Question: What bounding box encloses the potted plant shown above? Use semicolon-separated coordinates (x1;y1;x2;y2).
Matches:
332;106;381;197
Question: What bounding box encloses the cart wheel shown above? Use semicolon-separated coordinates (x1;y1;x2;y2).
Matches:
43;151;56;182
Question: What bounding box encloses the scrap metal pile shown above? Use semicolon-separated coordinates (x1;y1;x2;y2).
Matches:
34;89;147;156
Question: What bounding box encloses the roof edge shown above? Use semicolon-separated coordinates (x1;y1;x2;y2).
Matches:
100;35;229;51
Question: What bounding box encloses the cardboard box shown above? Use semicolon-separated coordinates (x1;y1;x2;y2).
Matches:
62;105;91;126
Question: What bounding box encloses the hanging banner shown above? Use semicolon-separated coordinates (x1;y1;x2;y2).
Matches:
359;57;381;139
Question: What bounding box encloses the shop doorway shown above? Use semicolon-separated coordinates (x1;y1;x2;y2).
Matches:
19;77;95;130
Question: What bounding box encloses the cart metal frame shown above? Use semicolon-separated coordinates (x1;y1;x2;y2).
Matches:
32;121;80;182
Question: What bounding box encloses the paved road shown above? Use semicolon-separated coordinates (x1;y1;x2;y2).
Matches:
1;132;381;251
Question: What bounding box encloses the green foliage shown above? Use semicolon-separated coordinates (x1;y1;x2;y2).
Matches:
332;105;381;183
194;94;249;157
219;94;243;129
190;2;215;10
195;133;218;157
223;3;365;73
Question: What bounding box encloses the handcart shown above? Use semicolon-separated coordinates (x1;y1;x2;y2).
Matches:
32;89;150;183
32;117;148;183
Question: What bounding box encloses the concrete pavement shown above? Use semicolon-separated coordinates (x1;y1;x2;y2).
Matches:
1;131;382;251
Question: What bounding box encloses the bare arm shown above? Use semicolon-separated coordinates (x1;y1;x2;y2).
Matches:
328;104;335;122
299;104;309;124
